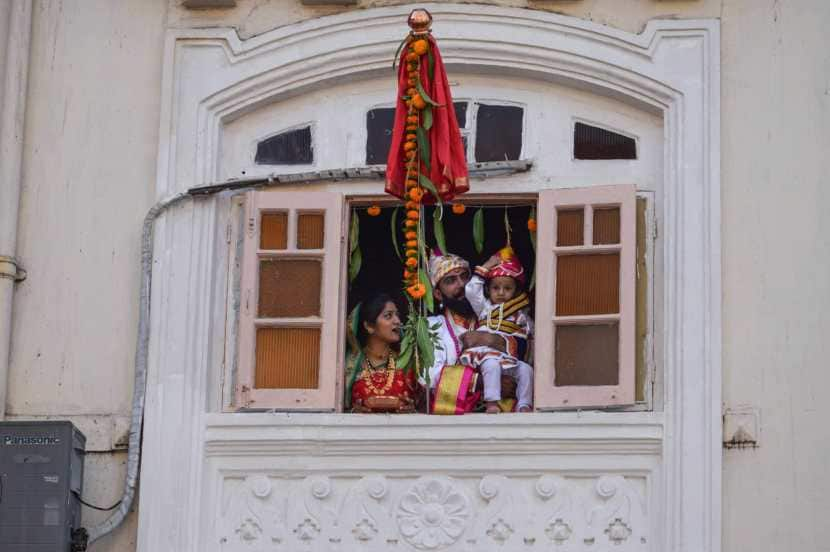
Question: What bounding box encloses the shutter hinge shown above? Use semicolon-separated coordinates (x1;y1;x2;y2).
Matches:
0;255;26;282
240;385;253;407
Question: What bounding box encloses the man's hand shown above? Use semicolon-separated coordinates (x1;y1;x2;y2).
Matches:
461;330;506;352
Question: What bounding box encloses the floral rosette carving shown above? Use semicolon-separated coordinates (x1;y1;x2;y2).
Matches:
395;477;472;549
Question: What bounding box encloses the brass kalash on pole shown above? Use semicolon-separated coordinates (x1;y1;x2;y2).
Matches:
385;9;473;414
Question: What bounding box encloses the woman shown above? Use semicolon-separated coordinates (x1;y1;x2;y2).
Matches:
345;293;417;413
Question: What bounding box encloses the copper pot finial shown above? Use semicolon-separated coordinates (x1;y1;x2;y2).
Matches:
408;8;432;36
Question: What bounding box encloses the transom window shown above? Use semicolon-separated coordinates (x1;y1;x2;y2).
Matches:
364;100;525;166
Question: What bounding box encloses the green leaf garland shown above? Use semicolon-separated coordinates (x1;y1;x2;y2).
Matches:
390;207;402;261
348;211;362;283
416;127;431;171
433;207;447;256
473;208;485;254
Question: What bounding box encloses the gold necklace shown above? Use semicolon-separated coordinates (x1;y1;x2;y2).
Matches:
360;354;396;395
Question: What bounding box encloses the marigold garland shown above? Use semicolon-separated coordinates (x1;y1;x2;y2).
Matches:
406;282;427;299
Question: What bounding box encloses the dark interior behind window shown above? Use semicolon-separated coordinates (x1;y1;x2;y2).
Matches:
573;122;636;160
475;104;523;162
366;108;396;165
255;126;313;165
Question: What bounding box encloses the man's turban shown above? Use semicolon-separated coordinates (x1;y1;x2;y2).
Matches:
428;248;470;287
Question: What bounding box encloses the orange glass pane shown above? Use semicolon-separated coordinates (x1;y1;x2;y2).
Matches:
593;207;620;244
555;323;619;386
260;212;288;250
297;213;325;249
258;259;321;317
557;209;584;246
556;253;619;315
255;327;320;389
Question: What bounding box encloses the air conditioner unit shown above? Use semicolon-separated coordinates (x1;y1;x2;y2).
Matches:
0;421;86;552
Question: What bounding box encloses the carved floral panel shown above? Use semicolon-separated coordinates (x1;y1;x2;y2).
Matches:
218;473;648;551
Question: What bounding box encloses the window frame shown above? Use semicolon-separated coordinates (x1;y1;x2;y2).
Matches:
228;188;653;413
534;184;638;410
234;190;346;411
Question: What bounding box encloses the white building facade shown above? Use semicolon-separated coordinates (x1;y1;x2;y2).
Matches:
1;1;827;552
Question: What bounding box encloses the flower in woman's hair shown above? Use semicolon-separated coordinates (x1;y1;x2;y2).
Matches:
451;204;466;214
408;188;424;202
527;218;537;232
406;282;427;299
406;209;419;220
367;205;381;216
405;257;418;268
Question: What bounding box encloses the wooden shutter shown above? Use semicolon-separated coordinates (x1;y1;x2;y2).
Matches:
236;191;345;410
534;184;636;409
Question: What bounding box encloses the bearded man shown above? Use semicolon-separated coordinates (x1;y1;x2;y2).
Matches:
425;250;509;413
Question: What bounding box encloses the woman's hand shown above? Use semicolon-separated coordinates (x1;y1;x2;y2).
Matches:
461;331;507;352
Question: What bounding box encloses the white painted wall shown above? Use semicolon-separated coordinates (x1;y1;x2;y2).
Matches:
4;1;828;551
7;1;167;551
720;2;830;550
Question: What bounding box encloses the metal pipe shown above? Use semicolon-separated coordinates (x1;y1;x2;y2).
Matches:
0;0;33;420
86;192;191;543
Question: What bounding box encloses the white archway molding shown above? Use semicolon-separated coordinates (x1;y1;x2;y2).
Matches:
143;6;720;552
158;5;697;191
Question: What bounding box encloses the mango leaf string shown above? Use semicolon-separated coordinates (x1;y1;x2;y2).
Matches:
416;127;431;172
392;36;409;71
348;211;362;283
528;206;537;290
473;207;485;254
433;207;447;258
416;314;435;376
349;210;360;254
419;269;434;314
390;207;402;261
418;174;443;205
427;48;435;82
415;80;442;107
422;106;433;131
349;245;362;284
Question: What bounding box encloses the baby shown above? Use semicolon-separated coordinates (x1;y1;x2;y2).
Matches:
460;246;534;413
